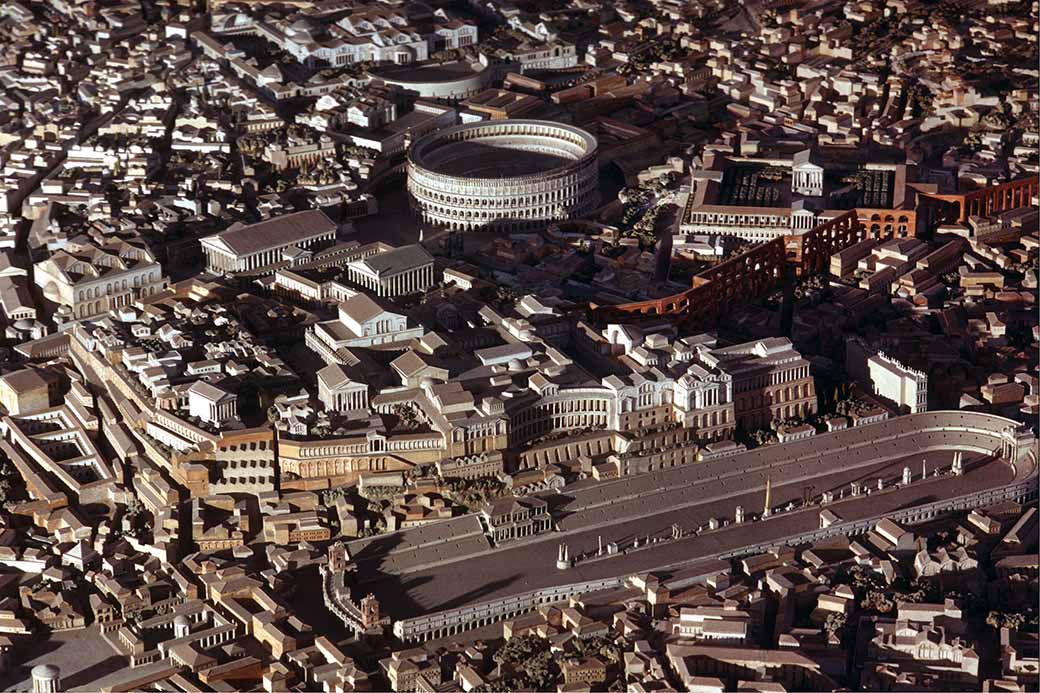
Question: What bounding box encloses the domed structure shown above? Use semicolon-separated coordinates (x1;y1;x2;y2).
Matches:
407;120;599;232
31;664;60;693
173;614;191;637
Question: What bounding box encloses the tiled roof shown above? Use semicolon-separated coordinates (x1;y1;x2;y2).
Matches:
205;210;335;257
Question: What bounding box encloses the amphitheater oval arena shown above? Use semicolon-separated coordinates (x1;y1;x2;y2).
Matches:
406;119;599;232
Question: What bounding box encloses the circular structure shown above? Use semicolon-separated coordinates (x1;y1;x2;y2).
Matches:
369;61;491;100
173;614;191;637
407;120;599;232
31;665;60;693
32;665;59;679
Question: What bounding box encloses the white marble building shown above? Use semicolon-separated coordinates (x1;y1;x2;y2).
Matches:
307;293;425;361
343;244;434;297
317;363;370;414
200;210;337;275
792;149;824;197
246;8;477;68
34;238;166;321
187;381;238;426
868;351;928;413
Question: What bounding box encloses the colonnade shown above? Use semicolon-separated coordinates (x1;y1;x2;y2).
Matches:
344;264;433;297
332;388;367;411
203;230;334;274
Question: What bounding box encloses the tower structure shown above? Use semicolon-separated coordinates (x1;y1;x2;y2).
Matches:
361;594;381;628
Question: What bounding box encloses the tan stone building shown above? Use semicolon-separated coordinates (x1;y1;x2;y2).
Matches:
0;368;51;415
697;337;816;429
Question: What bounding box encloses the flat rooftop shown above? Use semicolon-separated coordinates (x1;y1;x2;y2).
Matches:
0;625;127;692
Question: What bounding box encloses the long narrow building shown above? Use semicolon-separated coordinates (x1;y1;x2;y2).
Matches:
200;210;338;275
323;411;1037;642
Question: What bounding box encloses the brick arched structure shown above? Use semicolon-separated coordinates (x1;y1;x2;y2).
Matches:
792;210;865;276
918;176;1039;227
589;211;885;327
856;208;915;239
590;236;787;325
590;176;1034;328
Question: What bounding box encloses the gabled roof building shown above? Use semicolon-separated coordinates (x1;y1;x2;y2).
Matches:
200;210;337;275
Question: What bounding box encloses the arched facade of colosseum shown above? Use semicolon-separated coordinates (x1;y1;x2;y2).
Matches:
407;120;599;232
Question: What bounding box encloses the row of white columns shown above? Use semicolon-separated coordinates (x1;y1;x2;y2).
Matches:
693;385;723;408
208;249;238;272
213;399;236;423
336;389;367;411
208;232;334;273
381;265;433;296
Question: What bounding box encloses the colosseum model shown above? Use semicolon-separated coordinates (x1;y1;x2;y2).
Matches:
407;120;599;232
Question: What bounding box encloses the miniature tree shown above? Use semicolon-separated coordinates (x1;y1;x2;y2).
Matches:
824;612;847;641
987;611;1028;631
861;590;894;614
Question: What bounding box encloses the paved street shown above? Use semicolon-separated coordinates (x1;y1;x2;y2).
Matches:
0;625;127;692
